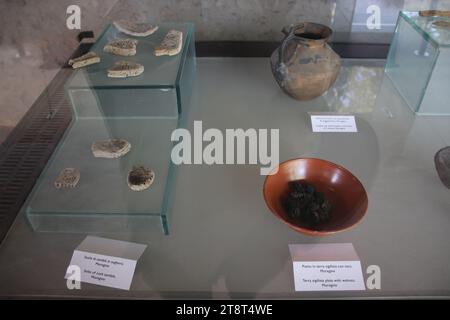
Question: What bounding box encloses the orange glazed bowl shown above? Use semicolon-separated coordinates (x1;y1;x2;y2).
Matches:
263;158;368;236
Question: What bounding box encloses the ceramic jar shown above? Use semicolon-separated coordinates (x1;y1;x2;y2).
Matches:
270;22;341;100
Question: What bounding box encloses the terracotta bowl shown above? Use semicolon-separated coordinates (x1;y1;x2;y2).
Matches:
263;158;368;236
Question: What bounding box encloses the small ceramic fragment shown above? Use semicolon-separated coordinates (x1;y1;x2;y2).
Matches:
54;168;80;189
68;52;100;69
103;39;138;56
91;139;131;158
419;10;450;17
113;20;158;37
432;20;450;29
435;147;450;189
107;60;144;78
154;30;183;56
127;166;155;191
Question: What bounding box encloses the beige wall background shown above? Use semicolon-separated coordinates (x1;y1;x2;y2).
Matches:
1;0;450;143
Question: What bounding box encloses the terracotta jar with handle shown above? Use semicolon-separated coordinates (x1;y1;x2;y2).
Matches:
270;22;341;101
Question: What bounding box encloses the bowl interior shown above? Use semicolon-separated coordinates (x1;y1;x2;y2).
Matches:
293;23;332;41
263;158;368;235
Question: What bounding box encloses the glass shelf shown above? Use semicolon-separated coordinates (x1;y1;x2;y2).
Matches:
25;22;196;234
385;11;450;115
26;117;178;234
400;11;450;47
66;22;196;116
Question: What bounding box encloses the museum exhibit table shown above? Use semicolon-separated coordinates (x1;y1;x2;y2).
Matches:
0;57;449;298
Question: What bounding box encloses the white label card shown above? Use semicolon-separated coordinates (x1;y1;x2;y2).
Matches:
311;115;357;132
289;243;365;292
65;236;147;290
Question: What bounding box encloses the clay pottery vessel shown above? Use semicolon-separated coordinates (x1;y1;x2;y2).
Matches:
270;22;341;100
263;158;368;236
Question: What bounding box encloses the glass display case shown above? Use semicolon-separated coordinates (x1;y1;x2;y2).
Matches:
1;1;450;300
25;22;196;235
1;57;450;299
385;11;450;115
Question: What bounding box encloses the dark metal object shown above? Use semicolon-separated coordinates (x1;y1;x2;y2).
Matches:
435;147;450;189
77;30;95;42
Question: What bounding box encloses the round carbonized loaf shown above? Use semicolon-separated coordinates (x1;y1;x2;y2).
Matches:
127;166;155;191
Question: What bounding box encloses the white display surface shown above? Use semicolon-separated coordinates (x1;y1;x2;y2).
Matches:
0;58;450;298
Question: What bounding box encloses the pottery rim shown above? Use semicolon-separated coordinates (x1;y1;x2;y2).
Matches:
286;22;333;46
